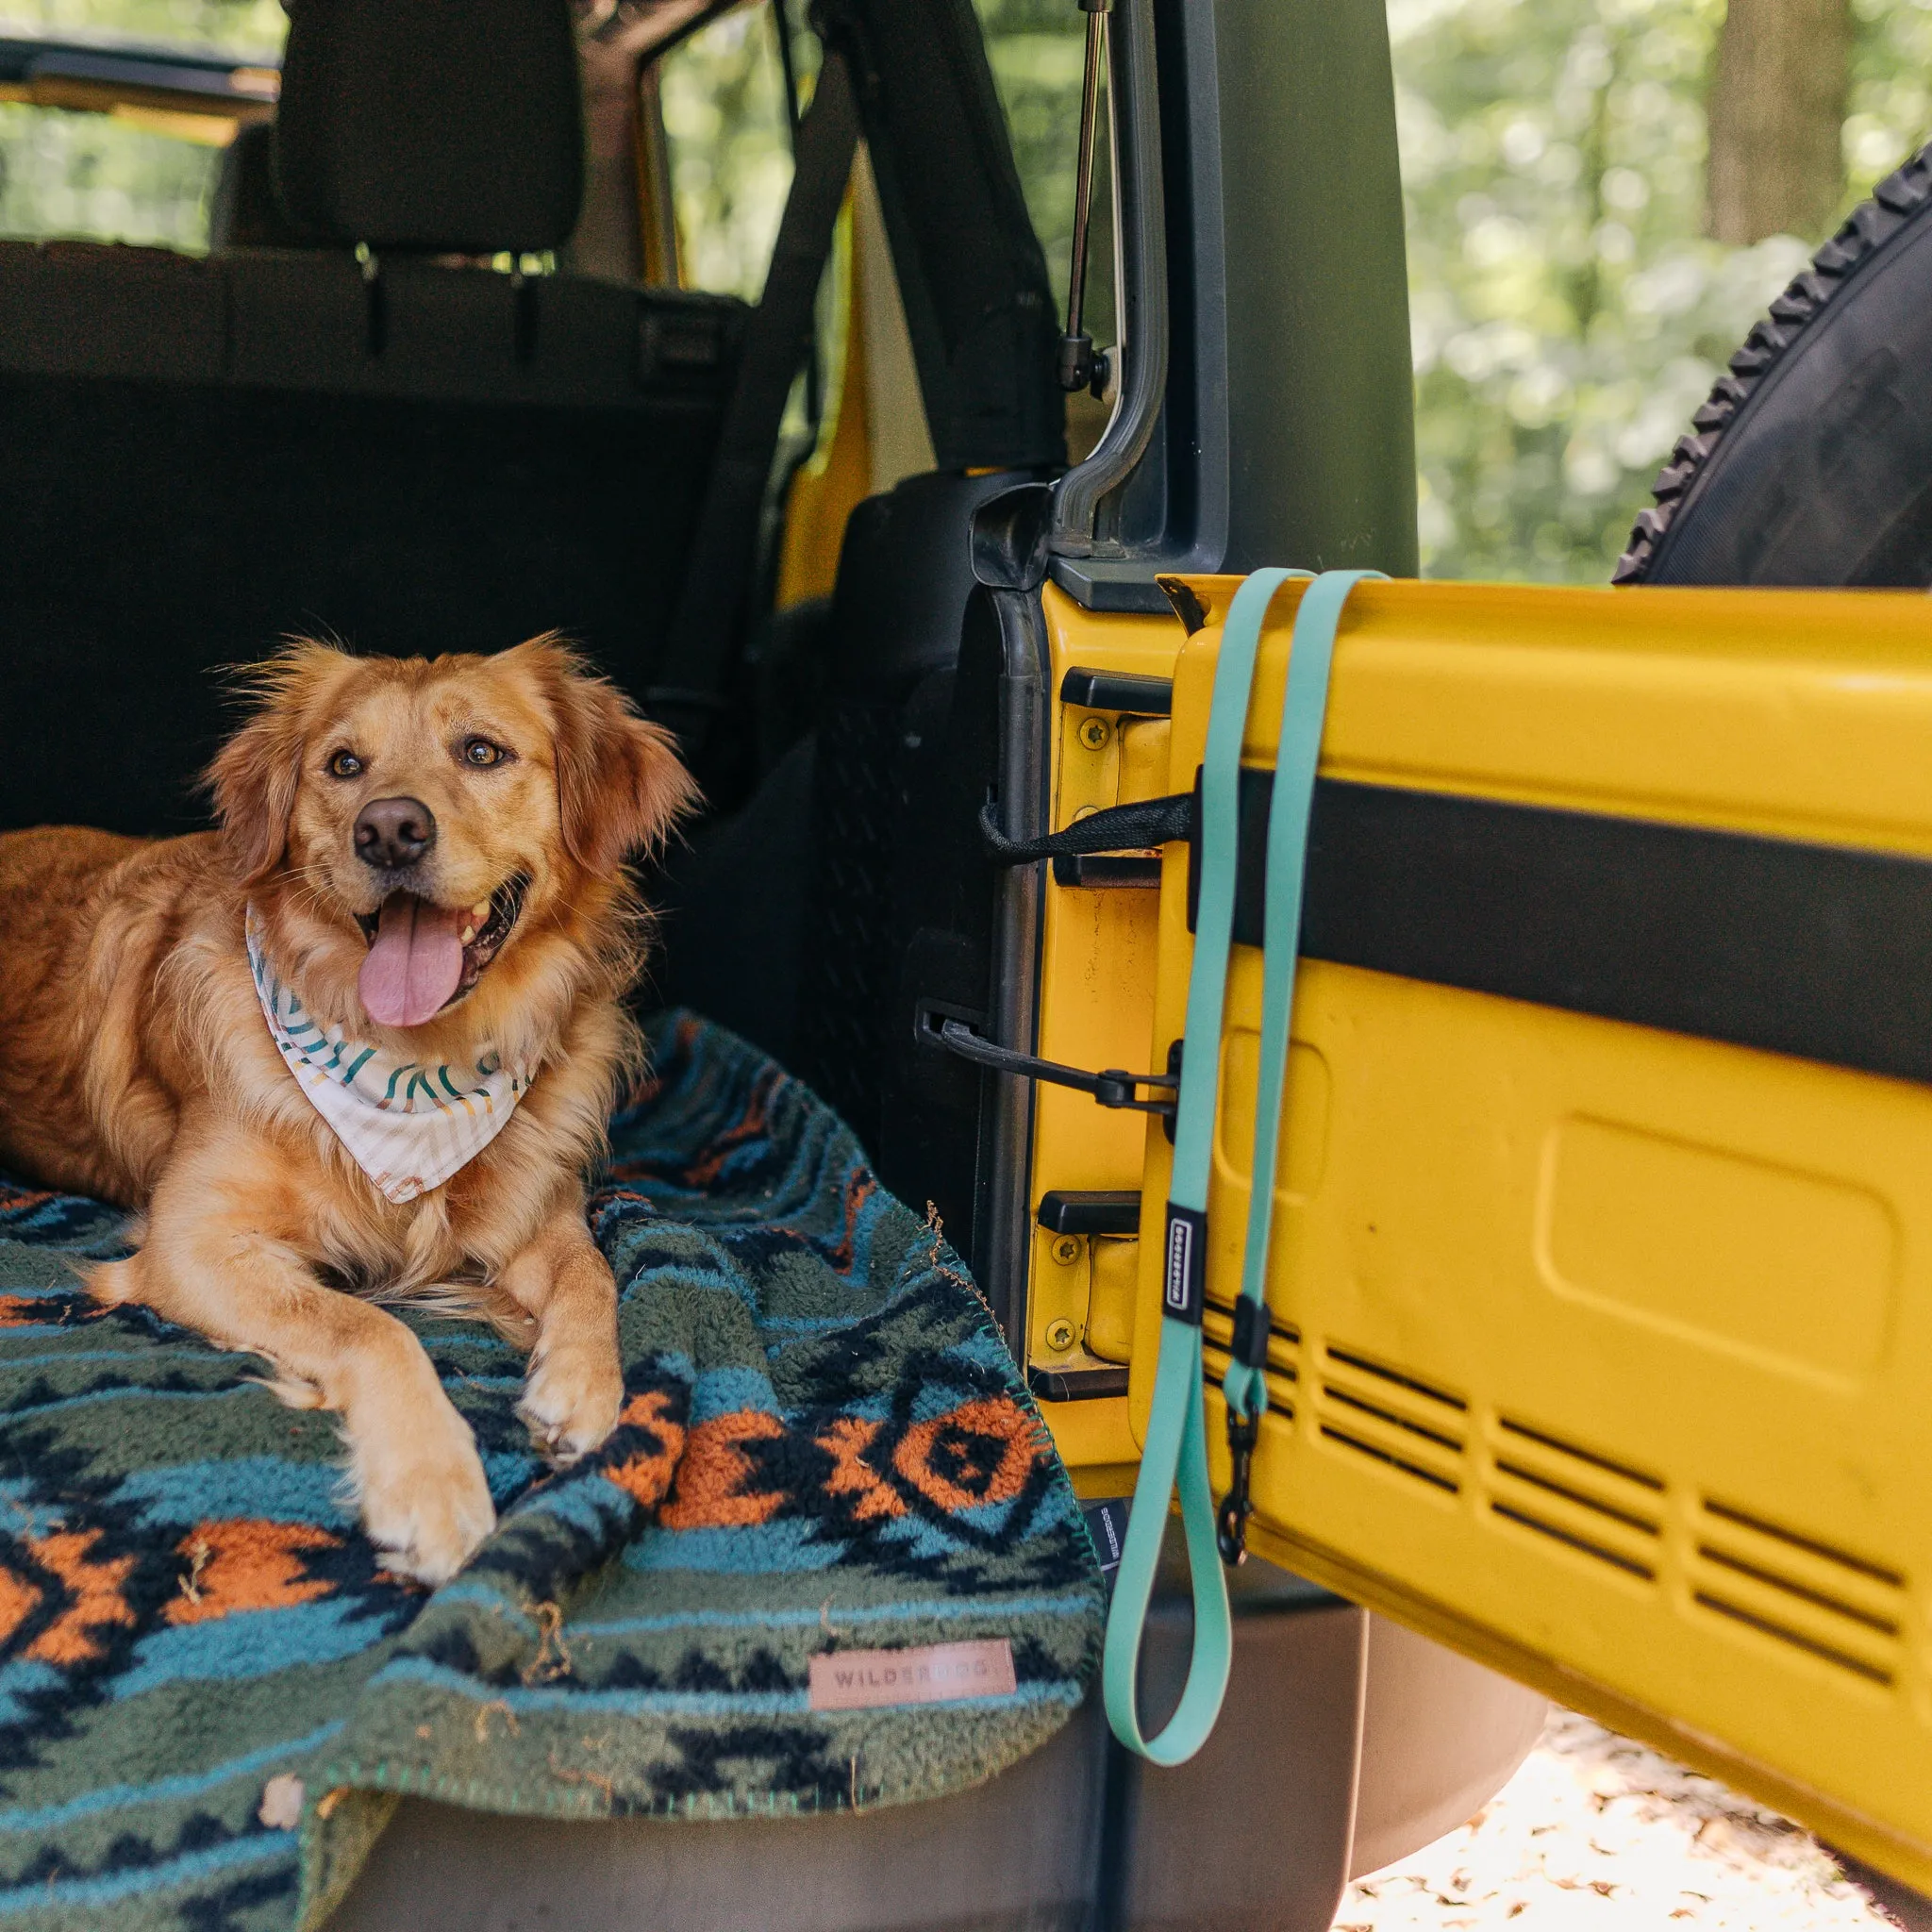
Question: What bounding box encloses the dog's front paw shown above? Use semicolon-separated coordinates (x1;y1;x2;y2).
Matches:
519;1333;622;1466
351;1392;496;1586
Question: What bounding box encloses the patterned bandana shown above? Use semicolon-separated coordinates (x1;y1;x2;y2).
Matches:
244;908;534;1204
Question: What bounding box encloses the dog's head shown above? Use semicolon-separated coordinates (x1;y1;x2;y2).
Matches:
209;637;696;1040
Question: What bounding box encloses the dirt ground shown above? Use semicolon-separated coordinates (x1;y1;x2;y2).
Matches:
1337;1709;1903;1930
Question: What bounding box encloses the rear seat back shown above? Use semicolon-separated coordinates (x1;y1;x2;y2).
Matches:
0;0;742;838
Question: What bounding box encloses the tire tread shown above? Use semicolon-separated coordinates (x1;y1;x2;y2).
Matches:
1614;145;1932;583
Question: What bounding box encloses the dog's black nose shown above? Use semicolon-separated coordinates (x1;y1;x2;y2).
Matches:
354;796;436;871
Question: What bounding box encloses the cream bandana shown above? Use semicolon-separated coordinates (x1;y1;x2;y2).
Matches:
245;908;534;1204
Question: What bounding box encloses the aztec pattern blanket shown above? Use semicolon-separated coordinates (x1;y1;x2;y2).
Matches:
0;1012;1103;1931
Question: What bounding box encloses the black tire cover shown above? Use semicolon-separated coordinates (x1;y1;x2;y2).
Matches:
1617;145;1932;587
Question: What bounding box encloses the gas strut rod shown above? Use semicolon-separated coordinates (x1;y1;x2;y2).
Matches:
1057;0;1113;396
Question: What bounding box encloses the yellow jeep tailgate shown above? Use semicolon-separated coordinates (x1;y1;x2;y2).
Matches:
1027;573;1932;1888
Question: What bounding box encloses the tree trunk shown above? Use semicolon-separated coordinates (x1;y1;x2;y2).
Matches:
1707;0;1851;243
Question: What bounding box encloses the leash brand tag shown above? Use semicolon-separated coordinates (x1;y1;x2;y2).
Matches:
808;1639;1015;1711
1163;1204;1206;1324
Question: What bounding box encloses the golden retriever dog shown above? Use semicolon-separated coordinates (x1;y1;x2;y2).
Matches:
0;639;695;1583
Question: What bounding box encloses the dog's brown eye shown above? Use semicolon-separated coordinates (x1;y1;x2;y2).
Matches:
326;750;362;779
462;738;505;768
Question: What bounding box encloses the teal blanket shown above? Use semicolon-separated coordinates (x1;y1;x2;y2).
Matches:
0;1012;1103;1929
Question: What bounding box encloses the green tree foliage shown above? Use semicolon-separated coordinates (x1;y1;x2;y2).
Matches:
1848;0;1932;196
0;0;280;250
659;2;795;300
1398;0;1801;579
970;0;1114;454
0;103;214;248
972;0;1085;311
1397;0;1932;582
5;0;277;40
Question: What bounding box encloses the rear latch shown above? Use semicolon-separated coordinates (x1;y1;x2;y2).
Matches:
917;1005;1178;1119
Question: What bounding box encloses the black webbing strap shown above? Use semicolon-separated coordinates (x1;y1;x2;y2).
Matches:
977;791;1192;866
646;51;861;758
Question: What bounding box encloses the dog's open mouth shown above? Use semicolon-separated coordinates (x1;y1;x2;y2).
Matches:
355;874;527;1027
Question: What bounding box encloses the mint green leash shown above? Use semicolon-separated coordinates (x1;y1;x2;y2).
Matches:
1216;568;1385;1555
1102;567;1384;1765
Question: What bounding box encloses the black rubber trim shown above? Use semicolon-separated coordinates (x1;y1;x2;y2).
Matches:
1029;1364;1131;1402
1051;853;1162;889
1038;1190;1141;1237
1187;769;1932;1086
1058;667;1174;715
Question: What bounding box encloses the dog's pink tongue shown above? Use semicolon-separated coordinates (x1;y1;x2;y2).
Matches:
358;895;464;1028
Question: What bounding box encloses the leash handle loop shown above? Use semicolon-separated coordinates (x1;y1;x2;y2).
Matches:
1101;566;1305;1765
1101;568;1384;1757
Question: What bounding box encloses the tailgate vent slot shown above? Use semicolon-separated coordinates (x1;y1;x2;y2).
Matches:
1314;1343;1465;1494
1204;1299;1299;1421
1690;1498;1904;1686
1486;1415;1663;1581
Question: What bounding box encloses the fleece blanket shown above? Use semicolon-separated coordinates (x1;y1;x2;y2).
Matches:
0;1011;1103;1931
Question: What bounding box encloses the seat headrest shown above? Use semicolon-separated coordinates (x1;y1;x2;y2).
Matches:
274;0;584;253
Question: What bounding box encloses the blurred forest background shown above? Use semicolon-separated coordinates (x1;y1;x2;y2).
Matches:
1;0;1925;583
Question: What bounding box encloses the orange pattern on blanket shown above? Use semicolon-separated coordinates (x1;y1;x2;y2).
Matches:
0;1528;139;1664
891;1398;1040;1514
30;1529;139;1663
0;1295;100;1327
0;1563;37;1652
163;1520;339;1625
658;1411;787;1529
817;1415;908;1522
822;1171;876;1274
680;1074;774;1189
603;1389;688;1508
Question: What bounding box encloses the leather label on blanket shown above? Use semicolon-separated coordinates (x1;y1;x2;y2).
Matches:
808;1639;1016;1710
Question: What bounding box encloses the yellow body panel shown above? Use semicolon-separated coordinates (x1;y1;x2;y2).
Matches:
1024;593;1177;1386
1025;575;1932;1889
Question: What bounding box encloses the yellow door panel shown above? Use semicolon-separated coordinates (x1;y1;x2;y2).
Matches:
1191;576;1932;856
1024;594;1176;1406
1021;575;1932;1888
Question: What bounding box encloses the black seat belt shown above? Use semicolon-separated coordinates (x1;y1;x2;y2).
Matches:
645;48;860;763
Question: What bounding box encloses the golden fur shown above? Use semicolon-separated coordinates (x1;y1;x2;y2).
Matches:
0;638;696;1582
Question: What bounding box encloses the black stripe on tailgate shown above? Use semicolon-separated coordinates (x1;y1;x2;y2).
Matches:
1187;770;1932;1085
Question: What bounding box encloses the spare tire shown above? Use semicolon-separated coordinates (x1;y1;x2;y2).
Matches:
1615;144;1932;587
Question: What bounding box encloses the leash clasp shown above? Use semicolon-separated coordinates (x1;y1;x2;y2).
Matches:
1216;1407;1258;1567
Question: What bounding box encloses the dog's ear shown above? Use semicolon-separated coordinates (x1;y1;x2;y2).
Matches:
511;637;699;874
207;642;347;887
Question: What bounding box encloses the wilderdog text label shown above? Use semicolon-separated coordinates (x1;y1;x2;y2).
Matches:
808;1639;1016;1710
